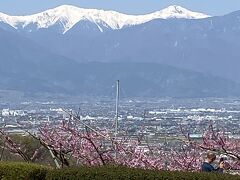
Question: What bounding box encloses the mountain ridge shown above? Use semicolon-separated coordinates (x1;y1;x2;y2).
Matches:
1;6;240;98
0;5;210;33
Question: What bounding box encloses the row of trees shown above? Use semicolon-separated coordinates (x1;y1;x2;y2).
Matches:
0;111;239;172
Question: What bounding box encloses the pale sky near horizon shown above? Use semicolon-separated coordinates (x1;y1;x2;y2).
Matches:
0;0;240;16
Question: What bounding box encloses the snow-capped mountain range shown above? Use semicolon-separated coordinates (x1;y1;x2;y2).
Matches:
2;5;240;97
0;5;210;33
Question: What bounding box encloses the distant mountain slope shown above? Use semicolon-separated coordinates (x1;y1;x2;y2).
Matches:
0;28;239;98
0;27;81;93
54;62;240;98
80;14;240;82
21;10;238;83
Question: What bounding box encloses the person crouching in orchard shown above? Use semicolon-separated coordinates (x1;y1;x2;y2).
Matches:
201;152;224;173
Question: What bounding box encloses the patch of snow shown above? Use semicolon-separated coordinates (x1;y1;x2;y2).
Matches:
0;5;210;34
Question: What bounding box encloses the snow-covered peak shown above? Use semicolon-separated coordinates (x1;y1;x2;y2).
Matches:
151;5;210;19
0;5;210;34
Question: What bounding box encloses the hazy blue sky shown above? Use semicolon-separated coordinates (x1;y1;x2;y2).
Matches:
1;0;240;16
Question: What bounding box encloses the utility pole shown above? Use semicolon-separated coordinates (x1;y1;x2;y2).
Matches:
114;80;120;159
115;80;120;136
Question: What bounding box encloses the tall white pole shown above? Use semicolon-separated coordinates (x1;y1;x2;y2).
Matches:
115;80;120;136
115;80;120;159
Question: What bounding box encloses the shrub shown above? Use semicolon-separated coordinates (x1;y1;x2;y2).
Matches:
46;166;240;180
0;161;49;180
0;162;239;180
